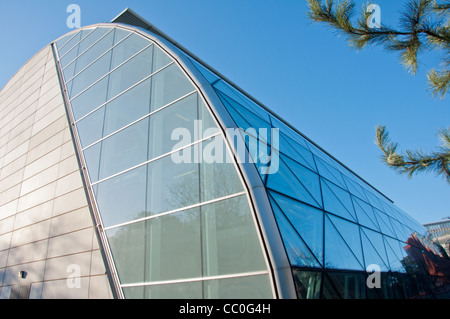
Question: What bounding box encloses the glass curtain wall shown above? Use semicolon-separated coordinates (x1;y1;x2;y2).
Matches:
54;26;274;299
185;52;450;299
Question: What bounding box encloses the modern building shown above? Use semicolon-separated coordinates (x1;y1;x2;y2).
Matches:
424;219;450;256
0;8;449;299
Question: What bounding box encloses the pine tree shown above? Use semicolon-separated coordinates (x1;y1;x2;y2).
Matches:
307;0;450;183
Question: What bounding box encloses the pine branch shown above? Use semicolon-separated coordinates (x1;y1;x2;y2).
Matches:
307;0;450;98
375;125;450;183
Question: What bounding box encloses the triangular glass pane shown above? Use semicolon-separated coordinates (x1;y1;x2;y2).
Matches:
190;58;220;84
342;174;367;201
360;228;389;271
314;156;347;190
270;191;323;265
327;214;365;268
278;132;316;172
362;189;385;212
266;157;321;209
324;215;364;271
269;195;321;268
321;179;357;222
217;91;272;144
281;155;322;208
213;81;270;121
269;115;310;150
373;209;397;239
352;196;380;231
384;237;408;273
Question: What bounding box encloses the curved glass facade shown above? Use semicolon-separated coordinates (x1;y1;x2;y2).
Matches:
51;17;450;299
54;26;274;299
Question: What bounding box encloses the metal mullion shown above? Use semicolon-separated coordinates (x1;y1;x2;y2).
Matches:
59;27;97;60
68;43;154;101
90;131;221;187
75;61;177;124
104;191;246;231
62;28;117;71
120;270;270;288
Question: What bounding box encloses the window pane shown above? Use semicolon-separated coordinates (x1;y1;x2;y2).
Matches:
145;281;202;299
70;76;109;120
152;45;173;71
71;29;115;77
106;221;146;284
103;78;151;136
203;275;273;299
107;45;153;99
150;63;194;112
110;33;150;69
76;106;105;148
98;118;149;180
69;50;113;98
146;152;200;216
200;136;244;202
83;143;101;182
146;208;202;282
57;31;81;57
292;269;322;299
95;165;147;227
201;195;267;276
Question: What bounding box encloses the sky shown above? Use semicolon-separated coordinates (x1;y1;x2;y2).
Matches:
0;0;448;225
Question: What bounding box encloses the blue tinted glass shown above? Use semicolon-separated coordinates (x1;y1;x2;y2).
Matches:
76;106;105;148
374;209;397;238
321;179;357;222
315;156;347;190
269;194;321;268
57;31;81;57
278;132;317;172
269;115;311;150
384;237;407;273
325;215;364;271
70;76;109;120
352;196;380;231
83;142;101;182
190;58;219;84
270;191;323;265
360;228;390;271
327;214;365;267
266;157;321;209
281;155;322;208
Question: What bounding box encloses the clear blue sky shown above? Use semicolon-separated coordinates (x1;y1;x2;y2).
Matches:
0;0;448;225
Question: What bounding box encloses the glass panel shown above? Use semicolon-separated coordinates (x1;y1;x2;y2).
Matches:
213;81;270;122
200;136;244;202
270;191;323;265
149;92;198;160
146;208;202;282
150;63;194;112
361;228;390;272
203;275;273;299
281;155;322;207
145;281;202;299
83;143;101;182
55;32;78;52
60;28;96;67
70;76;109;120
69;50;113;98
98;118;149;180
326;271;367;299
352;196;380;231
95;165;147;227
278;132;317;172
384;237;407;273
321;179;357;222
76;106;105;148
327;214;365;267
190;57;219;84
315;156;347;190
269;193;322;268
201;195;267;277
103;78;151;137
146;151;200;216
324;215;364;271
107;45;153;99
122;286;144;299
57;31;81;57
152;45;173;71
110;33;150;69
266;157;321;209
292;269;322;299
106;220;146;284
71;29;115;77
